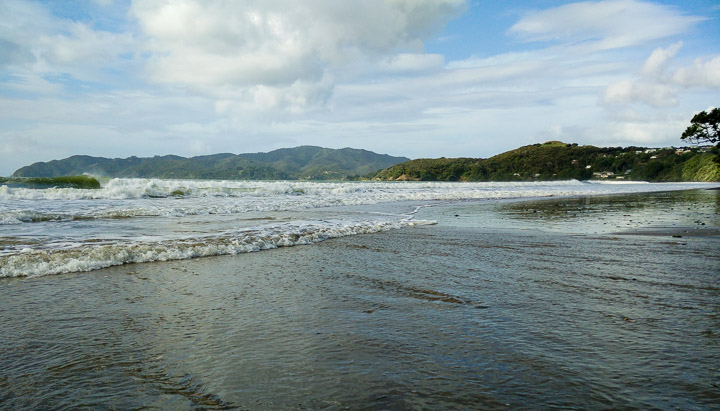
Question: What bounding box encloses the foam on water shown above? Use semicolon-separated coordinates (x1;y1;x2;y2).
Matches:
1;179;716;277
0;219;415;277
1;179;714;223
1;178;622;202
2;187;717;410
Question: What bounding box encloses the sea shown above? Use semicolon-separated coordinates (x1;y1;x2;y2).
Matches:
1;179;719;409
0;178;716;278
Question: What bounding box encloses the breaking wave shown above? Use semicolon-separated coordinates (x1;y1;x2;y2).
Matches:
0;175;101;189
0;178;597;201
1;178;715;277
0;218;434;278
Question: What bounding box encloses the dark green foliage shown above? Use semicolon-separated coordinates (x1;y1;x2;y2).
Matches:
681;108;720;164
12;146;409;181
0;175;101;189
375;158;480;181
371;141;720;182
681;108;719;145
13;143;719;183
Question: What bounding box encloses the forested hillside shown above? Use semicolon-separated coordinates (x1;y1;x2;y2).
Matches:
12;146;409;180
13;142;719;182
370;141;720;182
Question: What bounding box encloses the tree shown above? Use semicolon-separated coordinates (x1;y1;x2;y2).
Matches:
682;108;720;164
681;108;719;145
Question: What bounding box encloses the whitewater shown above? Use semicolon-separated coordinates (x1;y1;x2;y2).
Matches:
1;178;716;277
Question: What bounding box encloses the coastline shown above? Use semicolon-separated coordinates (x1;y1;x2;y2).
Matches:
617;226;720;237
413;186;719;237
4;180;716;279
1;188;718;409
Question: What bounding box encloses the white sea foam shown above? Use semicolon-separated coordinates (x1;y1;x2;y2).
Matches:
2;179;715;224
0;219;407;278
0;178;617;201
1;179;716;277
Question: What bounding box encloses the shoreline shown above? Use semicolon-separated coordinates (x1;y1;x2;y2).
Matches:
2;187;718;280
412;187;719;239
1;187;718;408
615;226;720;237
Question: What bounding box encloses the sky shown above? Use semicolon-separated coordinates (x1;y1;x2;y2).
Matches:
1;0;719;176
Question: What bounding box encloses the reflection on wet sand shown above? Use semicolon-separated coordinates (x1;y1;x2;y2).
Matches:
1;189;718;409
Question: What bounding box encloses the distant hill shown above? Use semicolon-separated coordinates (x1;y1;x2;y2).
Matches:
12;146;410;180
370;141;720;182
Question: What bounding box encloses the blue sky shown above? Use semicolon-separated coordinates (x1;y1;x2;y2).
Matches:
1;0;718;175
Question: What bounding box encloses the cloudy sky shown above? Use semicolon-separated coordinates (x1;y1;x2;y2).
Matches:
1;0;718;175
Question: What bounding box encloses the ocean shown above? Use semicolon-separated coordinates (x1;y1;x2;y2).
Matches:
1;180;719;408
0;179;716;278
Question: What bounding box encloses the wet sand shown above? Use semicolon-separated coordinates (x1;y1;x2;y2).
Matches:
1;188;718;409
619;226;720;237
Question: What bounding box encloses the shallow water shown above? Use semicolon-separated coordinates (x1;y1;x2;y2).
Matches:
1;179;716;277
1;189;718;409
428;188;720;235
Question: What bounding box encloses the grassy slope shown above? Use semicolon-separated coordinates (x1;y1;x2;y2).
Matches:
371;141;720;182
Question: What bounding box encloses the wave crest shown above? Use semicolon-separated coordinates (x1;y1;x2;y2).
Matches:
0;219;405;278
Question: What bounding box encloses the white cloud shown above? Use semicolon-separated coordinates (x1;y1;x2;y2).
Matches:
0;0;57;68
602;80;677;107
509;0;703;51
37;22;135;68
130;0;467;108
1;0;718;176
446;51;546;69
0;0;136;84
1;72;64;95
0;88;226;174
378;53;445;73
641;41;682;78
600;116;690;146
542;113;691;147
673;56;720;88
602;42;720;108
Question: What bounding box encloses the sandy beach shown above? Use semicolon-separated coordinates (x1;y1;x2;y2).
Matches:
1;188;718;409
5;1;720;408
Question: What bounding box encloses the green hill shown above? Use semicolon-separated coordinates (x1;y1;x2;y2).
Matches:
370;141;720;182
12;146;409;180
14;142;719;182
